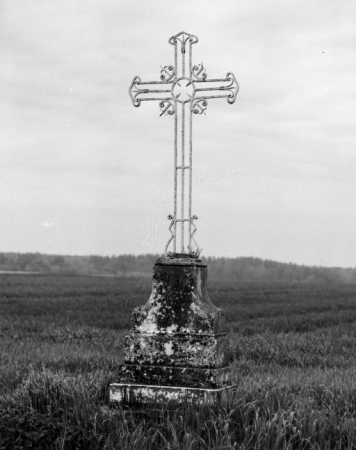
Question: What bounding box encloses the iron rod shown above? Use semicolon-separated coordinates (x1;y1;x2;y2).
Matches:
136;89;172;93
194;78;232;83
182;43;185;76
194;94;231;100
189;40;192;77
140;96;173;102
195;87;232;92
173;42;178;253
188;40;193;251
189;92;193;251
181;102;185;253
136;81;172;85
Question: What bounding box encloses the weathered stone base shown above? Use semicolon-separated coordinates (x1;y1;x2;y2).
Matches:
109;383;237;406
118;364;232;388
111;256;235;408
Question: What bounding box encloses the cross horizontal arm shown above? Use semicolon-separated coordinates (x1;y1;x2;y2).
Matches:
194;72;239;104
129;76;173;107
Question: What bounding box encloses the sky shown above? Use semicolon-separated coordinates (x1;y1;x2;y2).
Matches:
1;0;356;267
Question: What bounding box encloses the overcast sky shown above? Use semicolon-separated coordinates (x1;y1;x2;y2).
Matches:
1;0;355;267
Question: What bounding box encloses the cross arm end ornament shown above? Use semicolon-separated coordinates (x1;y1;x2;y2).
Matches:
226;72;239;104
129;76;142;107
168;31;198;51
129;75;174;109
194;72;239;106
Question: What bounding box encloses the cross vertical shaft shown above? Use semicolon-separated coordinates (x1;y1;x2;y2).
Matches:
171;34;197;255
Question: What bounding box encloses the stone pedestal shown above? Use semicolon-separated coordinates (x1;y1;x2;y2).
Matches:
109;256;235;406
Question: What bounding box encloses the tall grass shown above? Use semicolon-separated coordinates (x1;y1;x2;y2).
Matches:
1;275;356;448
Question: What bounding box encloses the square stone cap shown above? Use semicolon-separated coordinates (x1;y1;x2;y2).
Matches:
156;255;207;268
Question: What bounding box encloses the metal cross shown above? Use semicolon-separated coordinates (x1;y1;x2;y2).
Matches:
129;31;239;258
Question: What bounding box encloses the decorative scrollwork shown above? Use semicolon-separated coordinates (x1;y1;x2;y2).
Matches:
165;214;176;257
187;215;201;257
225;72;239;105
159;100;175;116
160;65;175;82
128;76;143;107
168;31;198;53
191;63;207;81
191;98;208;115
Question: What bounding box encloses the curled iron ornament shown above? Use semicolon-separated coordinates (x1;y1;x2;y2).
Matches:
168;31;198;53
160;65;175;82
165;214;201;258
165;214;175;257
129;76;142;107
187;215;201;257
225;72;239;104
191;98;208;115
192;63;207;81
159;100;175;116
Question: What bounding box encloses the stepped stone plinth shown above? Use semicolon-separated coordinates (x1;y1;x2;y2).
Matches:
109;256;236;406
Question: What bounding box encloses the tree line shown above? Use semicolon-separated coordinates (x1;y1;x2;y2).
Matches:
0;252;355;284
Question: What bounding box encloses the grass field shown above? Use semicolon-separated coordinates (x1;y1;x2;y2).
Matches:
1;274;356;449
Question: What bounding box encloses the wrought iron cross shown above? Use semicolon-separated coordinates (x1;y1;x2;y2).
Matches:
129;31;239;258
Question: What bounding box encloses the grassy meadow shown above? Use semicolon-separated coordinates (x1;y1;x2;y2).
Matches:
1;274;356;449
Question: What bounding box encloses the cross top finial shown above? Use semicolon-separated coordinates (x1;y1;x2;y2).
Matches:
129;32;239;258
168;31;198;52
